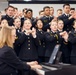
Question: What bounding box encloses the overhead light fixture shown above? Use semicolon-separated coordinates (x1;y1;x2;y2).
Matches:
24;0;31;1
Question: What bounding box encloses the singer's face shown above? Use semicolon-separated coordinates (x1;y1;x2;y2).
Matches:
23;19;32;30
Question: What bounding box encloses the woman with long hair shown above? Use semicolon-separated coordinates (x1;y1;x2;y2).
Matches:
0;26;42;75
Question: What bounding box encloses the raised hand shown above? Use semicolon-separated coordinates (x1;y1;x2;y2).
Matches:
24;30;32;35
31;27;36;37
73;12;76;19
62;31;68;42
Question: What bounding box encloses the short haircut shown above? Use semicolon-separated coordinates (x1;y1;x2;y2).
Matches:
70;8;75;10
39;10;44;15
26;9;33;14
63;4;70;8
50;19;58;26
14;7;18;10
50;7;54;9
57;9;62;12
43;6;50;11
7;5;15;11
7;5;15;9
23;8;28;12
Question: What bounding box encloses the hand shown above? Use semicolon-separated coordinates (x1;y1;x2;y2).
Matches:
27;61;38;66
62;32;68;42
68;15;73;20
18;11;23;18
59;31;66;36
25;30;32;35
53;16;57;21
31;64;42;70
47;29;50;32
13;12;19;18
31;27;36;37
73;12;76;19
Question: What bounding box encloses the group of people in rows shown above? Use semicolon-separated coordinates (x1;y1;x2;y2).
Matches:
0;3;76;75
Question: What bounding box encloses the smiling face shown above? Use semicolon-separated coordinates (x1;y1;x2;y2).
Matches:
36;20;43;29
23;19;32;30
6;6;14;17
50;21;58;32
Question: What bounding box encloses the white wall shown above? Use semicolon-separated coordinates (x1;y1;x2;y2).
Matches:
0;2;8;11
10;4;76;17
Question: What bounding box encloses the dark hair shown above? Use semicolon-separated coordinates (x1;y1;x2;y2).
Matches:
35;19;43;25
7;5;15;9
4;8;8;12
23;8;28;12
26;9;33;14
7;5;15;11
50;7;54;9
14;7;18;10
70;8;75;10
43;6;50;11
63;4;70;8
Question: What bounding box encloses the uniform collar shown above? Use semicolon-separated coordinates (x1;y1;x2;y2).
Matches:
64;13;70;16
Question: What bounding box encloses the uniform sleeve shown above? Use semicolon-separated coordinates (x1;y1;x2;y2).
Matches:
15;32;26;45
58;16;75;27
68;33;76;44
44;32;57;42
0;47;31;71
33;35;40;46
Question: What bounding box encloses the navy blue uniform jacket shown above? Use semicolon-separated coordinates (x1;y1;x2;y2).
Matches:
0;46;30;74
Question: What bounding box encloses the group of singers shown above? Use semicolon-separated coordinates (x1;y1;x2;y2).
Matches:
0;3;76;75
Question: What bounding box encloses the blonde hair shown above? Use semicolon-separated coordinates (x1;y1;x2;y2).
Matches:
50;19;58;25
0;26;15;48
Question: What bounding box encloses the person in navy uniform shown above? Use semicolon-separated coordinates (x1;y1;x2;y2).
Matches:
21;9;36;28
13;18;22;56
18;19;40;75
36;19;46;63
1;5;15;26
44;20;64;62
21;8;28;27
19;19;39;62
13;18;40;75
13;18;22;32
0;26;42;75
58;4;75;32
69;20;76;65
57;20;71;63
40;6;54;31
